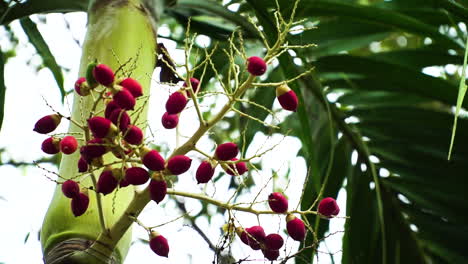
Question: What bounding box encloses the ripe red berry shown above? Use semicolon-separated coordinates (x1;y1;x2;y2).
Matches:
149;179;167;204
80;138;108;160
60;136;78;155
33;114;61;134
247;56;267;76
161;112;179;129
74;77;90;96
245;226;266;250
62;180;80;199
113;88;136;110
120;78;143;97
149;232;169;257
215;142;239;161
183;77;200;95
268;192;288;213
92;64;114;86
124;125;143;145
125;167;150;185
140;148;165;171
276;84;298;112
224;158;248;176
165;91;187;114
71;192;89;217
196;161;215;184
88;116;118;138
167;155;192;175
105;100;121;119
41;137;60;154
264;233;284;250
78;156;88;172
236;227;249;245
262;249;280;261
109;109;130;132
97;169;118;195
318;197;340;218
286;214;306;241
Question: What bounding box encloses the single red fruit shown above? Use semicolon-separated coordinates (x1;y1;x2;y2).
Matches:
183;77;200;95
104;100;121;119
236;227;249;245
113;88;136;110
245;226;266;250
97;169;118;195
318;197;340;218
71;192;89;217
62;180;80;199
120;78;143;97
149;179;167;204
276;84;298;112
125;167;150;185
262;249;280;261
165;91;187;114
195;161;215;184
33;114;61;134
140;148;165;171
60;136;78;155
109;109;130;132
224;158;248;176
286;214;306;241
41;137;60;154
161;112;179;129
167;155;192;175
80;138;108;160
92;64;114;86
247;56;267;76
215;142;239;161
78;156;88;172
88;116;117;138
74;77;90;96
149;232;169;257
124;125;143;145
264;233;284;250
268;192;288;213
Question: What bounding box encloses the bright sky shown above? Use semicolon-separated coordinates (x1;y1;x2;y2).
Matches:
0;11;346;264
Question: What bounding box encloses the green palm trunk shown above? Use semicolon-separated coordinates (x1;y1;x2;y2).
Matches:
40;0;159;263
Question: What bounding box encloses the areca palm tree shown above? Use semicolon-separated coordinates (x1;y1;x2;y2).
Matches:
1;0;467;263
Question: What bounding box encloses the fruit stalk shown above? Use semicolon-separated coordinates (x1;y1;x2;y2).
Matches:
40;0;158;263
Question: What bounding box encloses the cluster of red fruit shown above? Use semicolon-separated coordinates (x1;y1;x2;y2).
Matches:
235;192;340;260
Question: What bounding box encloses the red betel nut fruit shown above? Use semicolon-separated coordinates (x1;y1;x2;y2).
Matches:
318;197;340;218
167;155;192;175
224;158;248;176
161;112;179;129
262;249;280;261
268;192;288;213
74;77;90;96
92;64;114;86
109;109;130;132
140;148;165;171
88;116;117;138
165;90;187;114
78;156;88;172
80;138;108;160
196;161;215;184
276;84;298;112
97;169;118;195
120;78;143;97
62;180;80;199
286;214;306;241
41;137;60;154
264;233;284;250
183;77;200;95
150;232;169;257
60;136;78;155
149;179;167;204
33;114;61;134
113;88;136;110
125;167;150;185
236;227;249;245
247;56;267;76
215;142;239;161
105;100;120;119
124;125;143;145
245;226;266;250
71;192;89;217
